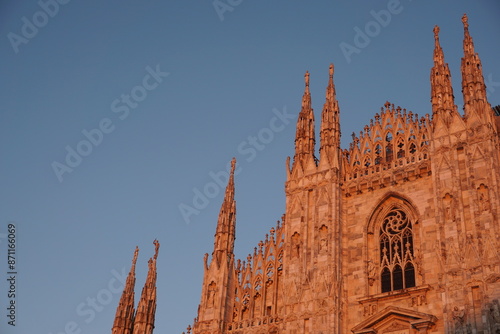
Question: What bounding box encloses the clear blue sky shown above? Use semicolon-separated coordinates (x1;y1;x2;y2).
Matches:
1;1;499;333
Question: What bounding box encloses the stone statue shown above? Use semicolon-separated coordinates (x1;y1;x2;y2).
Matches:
207;282;217;307
490;302;500;332
292;232;301;258
453;306;466;334
367;260;377;286
153;239;160;260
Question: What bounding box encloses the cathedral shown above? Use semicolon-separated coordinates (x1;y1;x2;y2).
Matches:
111;14;500;334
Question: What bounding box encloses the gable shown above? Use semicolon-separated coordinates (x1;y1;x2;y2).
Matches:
351;306;437;333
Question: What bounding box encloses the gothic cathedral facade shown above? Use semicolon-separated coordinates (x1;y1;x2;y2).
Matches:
187;15;500;334
111;14;500;334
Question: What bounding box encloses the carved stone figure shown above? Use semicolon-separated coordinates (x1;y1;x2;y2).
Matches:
319;225;328;252
490;302;500;333
292;232;301;258
478;184;491;212
207;282;217;307
367;260;377;286
453;306;466;334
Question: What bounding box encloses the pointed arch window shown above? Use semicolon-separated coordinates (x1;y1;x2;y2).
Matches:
379;209;416;292
396;140;405;158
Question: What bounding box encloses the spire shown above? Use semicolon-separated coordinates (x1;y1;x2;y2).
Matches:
293;71;316;170
194;160;237;331
213;158;236;257
112;247;139;334
430;25;459;128
461;13;491;123
462;14;475;61
319;63;341;168
133;240;159;334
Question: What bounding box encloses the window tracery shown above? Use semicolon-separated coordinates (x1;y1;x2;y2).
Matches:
379;208;416;292
343;102;431;181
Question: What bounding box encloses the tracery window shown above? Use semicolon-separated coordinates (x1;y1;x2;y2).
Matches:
379;208;415;292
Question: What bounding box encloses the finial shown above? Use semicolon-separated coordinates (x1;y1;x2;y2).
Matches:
462;13;469;29
133;246;139;266
230;157;236;175
329;63;334;78
433;25;440;40
305;71;310;87
153;239;160;260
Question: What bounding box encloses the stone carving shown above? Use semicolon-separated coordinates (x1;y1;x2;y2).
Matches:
207;282;217;307
384;321;409;332
478;184;491;212
453;306;467;334
291;232;301;258
363;303;377;317
367;260;377;286
489;301;500;333
410;293;427;307
443;193;456;221
319;225;328;253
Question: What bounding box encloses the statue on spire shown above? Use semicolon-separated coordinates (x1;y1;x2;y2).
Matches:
433;25;440;40
133;246;139;265
153;240;160;260
462;13;469;29
230;157;236;175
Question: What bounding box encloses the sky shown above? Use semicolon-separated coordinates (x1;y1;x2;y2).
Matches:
0;1;499;333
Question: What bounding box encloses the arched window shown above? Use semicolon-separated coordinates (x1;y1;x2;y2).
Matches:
379;208;415;292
